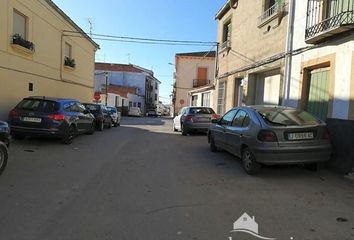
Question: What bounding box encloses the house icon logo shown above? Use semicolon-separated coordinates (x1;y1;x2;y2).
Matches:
230;213;276;240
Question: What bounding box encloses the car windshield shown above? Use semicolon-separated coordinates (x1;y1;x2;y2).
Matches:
257;108;321;126
84;104;100;113
107;107;117;113
17;99;59;113
189;108;215;115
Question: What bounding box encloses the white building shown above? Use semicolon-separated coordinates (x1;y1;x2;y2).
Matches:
284;0;354;173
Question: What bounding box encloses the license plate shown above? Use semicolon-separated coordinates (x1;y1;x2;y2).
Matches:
22;117;42;123
288;132;314;140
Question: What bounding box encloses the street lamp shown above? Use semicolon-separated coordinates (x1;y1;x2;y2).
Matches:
104;71;108;106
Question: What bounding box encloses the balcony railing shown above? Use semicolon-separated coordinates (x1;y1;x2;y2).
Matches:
305;0;354;44
220;40;231;50
193;79;210;88
258;2;283;27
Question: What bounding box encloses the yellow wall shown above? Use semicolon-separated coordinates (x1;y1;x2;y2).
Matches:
174;55;215;114
0;0;97;119
213;0;289;112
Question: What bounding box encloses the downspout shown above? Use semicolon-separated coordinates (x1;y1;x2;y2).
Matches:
60;31;64;81
282;0;296;106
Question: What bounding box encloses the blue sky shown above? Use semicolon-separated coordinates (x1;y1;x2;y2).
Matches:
53;0;226;103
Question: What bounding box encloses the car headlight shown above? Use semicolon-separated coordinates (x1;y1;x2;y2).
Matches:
0;126;9;133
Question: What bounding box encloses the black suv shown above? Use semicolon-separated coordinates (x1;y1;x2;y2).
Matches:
8;97;95;144
0;121;10;175
82;103;112;131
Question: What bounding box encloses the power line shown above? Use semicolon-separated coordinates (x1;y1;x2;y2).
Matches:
63;30;217;45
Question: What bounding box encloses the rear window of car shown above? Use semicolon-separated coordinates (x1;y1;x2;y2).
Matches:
84;104;100;113
107;107;117;113
17;99;59;113
188;108;215;115
257;108;321;126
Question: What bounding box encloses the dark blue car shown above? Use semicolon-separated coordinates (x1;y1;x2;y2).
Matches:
8;96;95;144
0;120;10;175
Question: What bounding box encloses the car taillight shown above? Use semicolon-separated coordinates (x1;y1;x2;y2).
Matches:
185;115;193;122
48;114;65;121
211;114;220;119
322;128;330;139
9;109;17;118
257;130;278;142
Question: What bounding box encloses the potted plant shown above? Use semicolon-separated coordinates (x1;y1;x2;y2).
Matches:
64;56;76;68
12;34;35;51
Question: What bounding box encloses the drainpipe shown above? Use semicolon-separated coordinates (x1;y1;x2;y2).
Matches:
282;0;296;106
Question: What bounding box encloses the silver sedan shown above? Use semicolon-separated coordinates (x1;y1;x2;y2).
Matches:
208;105;332;174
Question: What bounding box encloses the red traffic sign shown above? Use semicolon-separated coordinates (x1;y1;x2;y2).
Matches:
94;92;101;101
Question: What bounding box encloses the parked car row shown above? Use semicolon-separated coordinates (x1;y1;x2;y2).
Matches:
0;121;10;175
173;105;332;175
7;96;121;145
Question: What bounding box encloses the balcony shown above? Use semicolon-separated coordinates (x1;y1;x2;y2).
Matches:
220;40;231;50
305;1;354;44
193;79;210;88
257;2;284;27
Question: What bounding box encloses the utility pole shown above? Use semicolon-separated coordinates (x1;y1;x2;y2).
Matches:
105;72;108;106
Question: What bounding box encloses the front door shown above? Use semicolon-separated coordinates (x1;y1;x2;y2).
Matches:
306;68;330;121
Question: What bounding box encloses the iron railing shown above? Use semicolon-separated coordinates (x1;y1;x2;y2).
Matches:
193;79;210;88
306;0;354;42
258;2;281;26
220;40;231;50
306;10;354;40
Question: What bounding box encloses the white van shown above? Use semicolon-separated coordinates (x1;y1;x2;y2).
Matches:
128;107;142;117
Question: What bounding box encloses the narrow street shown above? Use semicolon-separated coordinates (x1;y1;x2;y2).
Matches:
0;117;353;240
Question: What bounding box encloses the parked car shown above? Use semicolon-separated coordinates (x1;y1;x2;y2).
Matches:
0;121;10;147
8;97;95;144
107;106;121;127
82;103;112;131
0;121;10;175
147;109;158;117
128;107;142;117
173;106;220;135
208;105;332;175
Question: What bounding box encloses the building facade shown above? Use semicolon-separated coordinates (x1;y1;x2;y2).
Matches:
284;0;354;173
0;0;99;119
95;63;160;114
214;0;289;114
172;51;216;115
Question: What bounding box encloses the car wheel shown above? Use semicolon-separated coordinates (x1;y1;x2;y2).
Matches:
0;142;8;175
87;122;95;135
12;134;25;140
98;121;104;131
242;148;261;175
181;123;188;136
209;135;218;152
61;125;76;144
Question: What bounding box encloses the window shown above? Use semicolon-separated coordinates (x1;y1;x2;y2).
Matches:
155;94;157;101
129;101;132;108
191;95;198;106
264;0;276;10
155;82;158;90
64;42;72;58
232;110;250;127
202;92;210;107
220;109;238;126
133;102;137;107
138;102;141;108
222;20;231;48
217;81;227;115
13;10;27;38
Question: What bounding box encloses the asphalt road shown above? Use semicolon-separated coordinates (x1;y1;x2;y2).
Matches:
0;117;353;240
